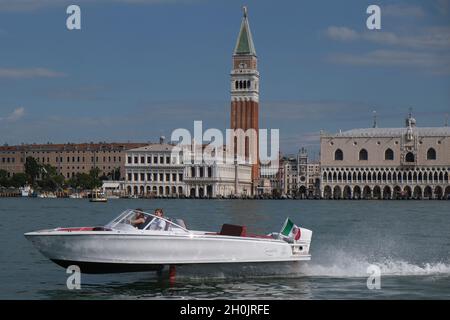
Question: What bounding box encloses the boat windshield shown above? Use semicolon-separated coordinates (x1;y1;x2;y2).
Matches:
105;209;190;233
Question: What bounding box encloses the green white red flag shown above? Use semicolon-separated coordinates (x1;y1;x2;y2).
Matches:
280;218;301;241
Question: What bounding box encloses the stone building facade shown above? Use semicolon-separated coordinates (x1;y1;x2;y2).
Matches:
124;142;252;198
124;143;185;197
0;142;146;180
320;115;450;199
282;148;321;198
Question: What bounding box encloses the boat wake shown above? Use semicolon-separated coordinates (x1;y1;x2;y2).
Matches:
300;249;450;278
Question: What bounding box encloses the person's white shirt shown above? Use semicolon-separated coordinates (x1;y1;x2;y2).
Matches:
148;217;167;231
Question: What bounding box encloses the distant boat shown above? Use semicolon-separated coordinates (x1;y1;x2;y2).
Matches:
69;193;83;199
38;192;57;198
90;189;107;203
20;185;33;197
106;195;120;199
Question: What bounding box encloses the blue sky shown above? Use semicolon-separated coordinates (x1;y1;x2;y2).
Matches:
0;0;449;157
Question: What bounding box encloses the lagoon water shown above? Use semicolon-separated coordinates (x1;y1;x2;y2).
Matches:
0;198;449;299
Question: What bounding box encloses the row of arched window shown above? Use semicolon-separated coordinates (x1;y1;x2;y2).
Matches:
127;185;183;196
322;169;449;184
334;148;438;161
235;80;251;90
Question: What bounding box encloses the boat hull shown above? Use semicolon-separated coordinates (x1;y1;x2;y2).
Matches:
25;231;311;274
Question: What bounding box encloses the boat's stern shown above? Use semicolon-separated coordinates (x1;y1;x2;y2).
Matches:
290;227;313;260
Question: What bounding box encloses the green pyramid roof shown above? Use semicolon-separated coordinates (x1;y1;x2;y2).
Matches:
233;7;256;56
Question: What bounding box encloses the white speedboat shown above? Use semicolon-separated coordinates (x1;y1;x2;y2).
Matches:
24;209;312;275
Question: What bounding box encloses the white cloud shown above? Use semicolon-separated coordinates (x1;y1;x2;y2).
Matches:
0;107;25;122
363;27;450;50
325;24;450;74
325;26;359;42
0;68;66;79
326;26;450;50
327;50;450;74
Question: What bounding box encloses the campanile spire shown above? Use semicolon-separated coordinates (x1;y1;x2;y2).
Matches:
234;6;256;56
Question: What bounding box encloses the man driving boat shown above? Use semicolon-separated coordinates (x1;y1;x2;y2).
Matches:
130;208;147;229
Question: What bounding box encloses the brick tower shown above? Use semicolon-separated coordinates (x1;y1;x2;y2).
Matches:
230;6;260;194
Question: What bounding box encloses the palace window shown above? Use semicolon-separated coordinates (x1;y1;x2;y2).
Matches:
359;149;368;161
405;152;415;162
385;148;394;160
334;149;343;161
427;148;436;160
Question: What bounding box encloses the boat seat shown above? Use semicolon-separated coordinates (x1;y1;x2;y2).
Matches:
219;224;247;237
174;219;187;229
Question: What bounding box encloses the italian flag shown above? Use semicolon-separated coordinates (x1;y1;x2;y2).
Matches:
280;218;301;240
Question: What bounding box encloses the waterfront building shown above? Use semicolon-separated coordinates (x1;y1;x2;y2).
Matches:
124;140;252;198
281;148;321;198
101;181;124;197
259;154;283;196
184;153;252;198
320;114;450;199
230;7;260;193
124;141;185;197
0;142;146;180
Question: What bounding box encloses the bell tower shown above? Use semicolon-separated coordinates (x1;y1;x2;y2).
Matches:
230;6;260;193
